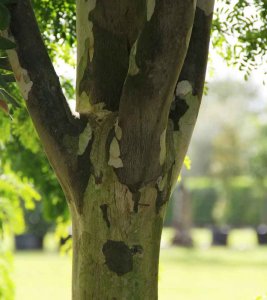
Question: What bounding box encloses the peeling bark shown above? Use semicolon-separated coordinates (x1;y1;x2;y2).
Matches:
3;0;215;298
71;167;164;300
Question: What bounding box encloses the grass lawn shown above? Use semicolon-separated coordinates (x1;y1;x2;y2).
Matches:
13;229;267;300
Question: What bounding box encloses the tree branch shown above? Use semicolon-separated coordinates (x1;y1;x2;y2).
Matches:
115;0;196;189
168;0;215;186
3;0;87;208
76;0;147;113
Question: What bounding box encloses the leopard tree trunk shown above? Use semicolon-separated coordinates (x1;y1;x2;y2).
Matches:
68;111;176;299
4;0;215;299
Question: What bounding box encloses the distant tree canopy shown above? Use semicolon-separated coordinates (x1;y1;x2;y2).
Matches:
31;0;267;76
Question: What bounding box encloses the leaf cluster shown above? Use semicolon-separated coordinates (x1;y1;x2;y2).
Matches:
0;105;69;223
32;0;76;61
0;163;40;236
213;0;267;81
0;251;13;300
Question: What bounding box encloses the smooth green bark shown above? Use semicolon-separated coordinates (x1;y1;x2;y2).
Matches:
3;0;214;299
70;116;167;299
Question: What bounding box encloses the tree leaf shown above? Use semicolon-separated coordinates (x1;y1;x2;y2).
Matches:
0;3;10;30
0;88;20;107
0;73;8;89
0;0;17;4
1;74;15;83
0;57;12;71
0;36;16;50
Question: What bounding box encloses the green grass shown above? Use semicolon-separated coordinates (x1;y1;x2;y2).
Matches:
13;229;267;300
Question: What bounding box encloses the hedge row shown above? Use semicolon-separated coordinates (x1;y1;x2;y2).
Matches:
165;177;267;227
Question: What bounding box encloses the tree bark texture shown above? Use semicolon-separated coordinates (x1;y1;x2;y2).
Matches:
2;0;215;299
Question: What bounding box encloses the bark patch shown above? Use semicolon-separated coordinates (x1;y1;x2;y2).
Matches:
100;204;110;228
102;240;133;276
132;191;141;213
169;98;189;131
130;245;143;255
155;190;165;214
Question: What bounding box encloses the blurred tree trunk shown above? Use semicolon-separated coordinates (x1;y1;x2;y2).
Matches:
172;182;193;247
3;0;214;298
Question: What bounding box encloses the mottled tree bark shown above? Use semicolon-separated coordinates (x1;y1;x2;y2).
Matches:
2;0;215;298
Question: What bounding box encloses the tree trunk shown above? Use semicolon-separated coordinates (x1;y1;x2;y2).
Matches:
69;115;170;299
2;0;215;299
71;179;164;299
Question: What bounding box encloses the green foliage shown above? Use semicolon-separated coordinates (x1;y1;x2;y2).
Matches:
0;85;68;223
0;252;13;300
213;0;267;81
32;0;76;61
0;110;11;142
191;187;218;226
256;295;267;300
173;177;267;227
224;179;263;227
2;137;69;223
0;164;40;235
0;3;10;30
0;165;40;300
249;124;267;180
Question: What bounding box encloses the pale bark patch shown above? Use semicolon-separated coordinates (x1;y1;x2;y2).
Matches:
159;129;167;166
178;97;198;137
146;0;156;21
90;102;112;121
77;90;91;113
77;0;96;64
76;1;96;113
157;174;167;192
139;186;158;212
88;0;97;61
171;81;199;186
108;137;123;168
90;113;117;178
7;49;33;100
128;40;140;76
115;119;122;141
175;80;192;97
197;0;215;16
78;122;92;155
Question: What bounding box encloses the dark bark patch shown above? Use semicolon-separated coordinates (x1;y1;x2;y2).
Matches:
102;240;133;276
156;167;173;214
74;132;94;214
155;190;165;214
100;204;110;228
169;98;189;131
130;245;143;255
79;22;129;111
132;191;141;213
95;171;103;184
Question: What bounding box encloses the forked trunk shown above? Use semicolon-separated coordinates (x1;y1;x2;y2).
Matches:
3;0;214;299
